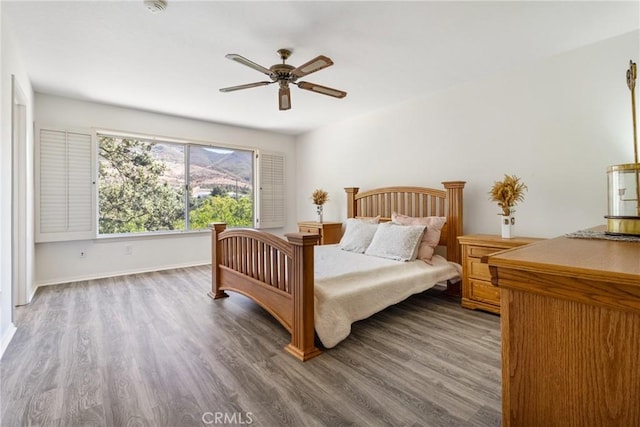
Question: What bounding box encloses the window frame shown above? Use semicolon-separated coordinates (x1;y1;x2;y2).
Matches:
36;125;284;243
94;129;257;238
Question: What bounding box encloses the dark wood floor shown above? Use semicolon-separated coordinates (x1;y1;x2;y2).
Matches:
1;266;501;426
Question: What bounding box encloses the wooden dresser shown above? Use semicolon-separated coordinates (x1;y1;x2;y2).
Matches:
297;221;342;245
458;234;542;314
488;228;640;426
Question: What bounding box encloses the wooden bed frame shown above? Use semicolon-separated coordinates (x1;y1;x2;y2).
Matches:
209;181;465;361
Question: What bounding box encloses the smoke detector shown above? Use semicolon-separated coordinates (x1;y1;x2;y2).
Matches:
144;0;167;14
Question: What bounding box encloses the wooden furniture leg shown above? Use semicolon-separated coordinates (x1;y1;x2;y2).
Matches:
284;233;322;361
209;223;229;300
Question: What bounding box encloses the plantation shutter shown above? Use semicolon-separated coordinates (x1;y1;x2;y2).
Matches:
36;127;95;242
256;151;285;229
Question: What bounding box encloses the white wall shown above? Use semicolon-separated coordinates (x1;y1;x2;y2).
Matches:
0;0;6;355
35;94;297;285
1;10;35;355
296;31;640;239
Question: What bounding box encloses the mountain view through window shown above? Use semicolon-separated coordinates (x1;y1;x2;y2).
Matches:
98;134;253;235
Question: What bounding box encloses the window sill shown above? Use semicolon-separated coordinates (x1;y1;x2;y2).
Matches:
96;229;211;242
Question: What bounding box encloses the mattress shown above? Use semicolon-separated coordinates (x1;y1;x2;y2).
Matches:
313;244;461;348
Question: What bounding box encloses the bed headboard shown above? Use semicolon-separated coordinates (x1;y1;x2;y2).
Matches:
344;181;466;264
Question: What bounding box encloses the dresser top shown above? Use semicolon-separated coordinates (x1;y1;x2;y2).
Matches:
488;227;640;286
458;234;543;247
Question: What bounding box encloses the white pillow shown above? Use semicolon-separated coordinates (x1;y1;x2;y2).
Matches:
365;222;426;262
339;218;379;253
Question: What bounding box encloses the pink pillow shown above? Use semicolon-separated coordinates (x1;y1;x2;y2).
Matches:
355;215;381;224
391;212;446;264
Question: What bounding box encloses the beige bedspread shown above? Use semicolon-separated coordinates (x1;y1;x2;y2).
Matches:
313;245;461;348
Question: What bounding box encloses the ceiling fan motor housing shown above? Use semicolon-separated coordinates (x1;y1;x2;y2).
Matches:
270;64;296;82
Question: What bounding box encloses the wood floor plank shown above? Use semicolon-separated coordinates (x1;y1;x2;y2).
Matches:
1;266;501;426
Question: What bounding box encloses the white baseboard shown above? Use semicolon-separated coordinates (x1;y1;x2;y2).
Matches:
0;323;18;360
35;260;211;287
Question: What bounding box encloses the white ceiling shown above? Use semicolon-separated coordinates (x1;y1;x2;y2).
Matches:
4;1;639;135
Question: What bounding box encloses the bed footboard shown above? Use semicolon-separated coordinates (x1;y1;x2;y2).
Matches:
209;223;321;361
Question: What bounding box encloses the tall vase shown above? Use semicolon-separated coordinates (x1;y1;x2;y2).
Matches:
316;205;323;223
501;215;514;239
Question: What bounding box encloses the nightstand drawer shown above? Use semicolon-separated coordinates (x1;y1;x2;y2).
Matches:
469;259;491;280
297;221;342;245
469;246;499;258
470;279;500;305
299;226;320;235
459;234;544;315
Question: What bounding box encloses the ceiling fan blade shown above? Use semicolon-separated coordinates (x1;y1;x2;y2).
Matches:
297;81;347;98
279;86;291;111
291;55;334;78
219;81;273;93
225;54;276;78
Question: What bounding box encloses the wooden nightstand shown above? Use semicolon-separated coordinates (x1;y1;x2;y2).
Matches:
297;221;342;245
458;234;542;314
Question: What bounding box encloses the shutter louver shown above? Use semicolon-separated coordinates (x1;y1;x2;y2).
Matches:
39;130;67;233
67;132;93;232
37;128;95;242
257;152;285;229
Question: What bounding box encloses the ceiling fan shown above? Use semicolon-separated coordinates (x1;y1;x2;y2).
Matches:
219;48;347;111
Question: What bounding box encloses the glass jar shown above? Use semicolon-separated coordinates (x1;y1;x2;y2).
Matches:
606;163;640;235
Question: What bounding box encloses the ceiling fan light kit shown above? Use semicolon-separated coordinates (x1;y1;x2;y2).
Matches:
279;86;291;111
220;48;347;110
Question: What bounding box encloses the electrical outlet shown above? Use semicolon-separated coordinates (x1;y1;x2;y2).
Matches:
124;245;133;255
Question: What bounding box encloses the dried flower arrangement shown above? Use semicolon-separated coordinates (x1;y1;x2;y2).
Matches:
489;174;528;216
311;189;329;206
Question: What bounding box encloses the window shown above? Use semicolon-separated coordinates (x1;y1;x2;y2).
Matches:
36;126;284;242
97;133;254;235
187;145;254;230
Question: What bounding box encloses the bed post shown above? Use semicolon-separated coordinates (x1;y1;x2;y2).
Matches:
442;181;465;265
442;181;465;297
284;233;322;361
209;223;229;300
344;187;359;218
